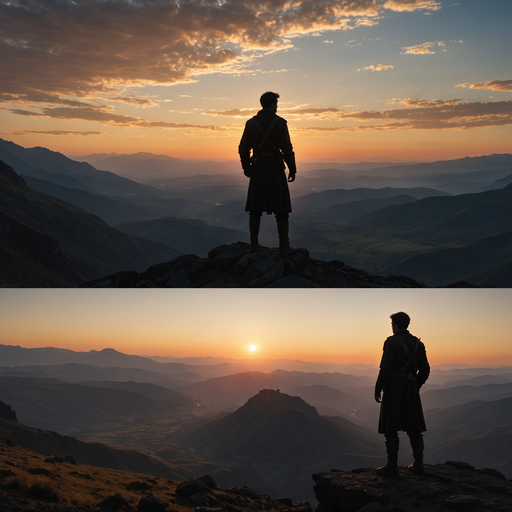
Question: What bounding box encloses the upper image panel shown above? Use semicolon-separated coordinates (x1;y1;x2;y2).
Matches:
1;0;511;288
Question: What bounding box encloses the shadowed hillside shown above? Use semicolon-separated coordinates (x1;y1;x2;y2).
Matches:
169;389;382;467
0;161;181;286
0;377;197;431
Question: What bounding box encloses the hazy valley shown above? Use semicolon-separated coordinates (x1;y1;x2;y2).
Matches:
1;344;511;504
1;138;512;287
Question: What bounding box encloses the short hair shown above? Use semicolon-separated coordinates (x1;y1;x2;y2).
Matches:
390;312;410;330
260;91;279;108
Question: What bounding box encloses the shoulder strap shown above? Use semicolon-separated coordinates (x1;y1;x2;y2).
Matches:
251;117;280;157
394;335;419;374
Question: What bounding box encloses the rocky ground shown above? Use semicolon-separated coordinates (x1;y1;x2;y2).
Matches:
313;462;512;512
2;432;511;512
0;436;311;512
80;242;426;288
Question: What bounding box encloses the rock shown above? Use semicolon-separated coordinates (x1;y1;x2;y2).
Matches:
176;477;211;497
27;467;53;476
165;269;190;287
477;468;507;481
196;475;218;489
138;494;168;512
125;481;152;492
81;242;427;288
99;492;129;509
189;492;207;505
443;495;483;510
0;401;18;422
313;463;512;512
44;455;76;465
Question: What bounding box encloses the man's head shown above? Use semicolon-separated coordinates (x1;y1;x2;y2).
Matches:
260;91;279;110
390;311;410;331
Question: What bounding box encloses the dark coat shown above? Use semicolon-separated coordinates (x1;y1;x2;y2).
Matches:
375;330;430;433
239;109;296;214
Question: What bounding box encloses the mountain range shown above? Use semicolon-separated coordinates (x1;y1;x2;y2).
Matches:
1;344;512;502
1;138;511;286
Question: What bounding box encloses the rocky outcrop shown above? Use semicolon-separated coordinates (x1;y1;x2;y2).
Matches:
0;401;17;422
313;462;512;512
81;242;426;288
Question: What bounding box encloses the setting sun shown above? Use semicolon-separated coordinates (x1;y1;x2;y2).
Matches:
250;345;257;352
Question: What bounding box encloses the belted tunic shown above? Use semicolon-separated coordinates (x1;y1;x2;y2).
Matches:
375;330;430;433
238;109;296;214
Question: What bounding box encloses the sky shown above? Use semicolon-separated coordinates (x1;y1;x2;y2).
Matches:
1;0;511;161
1;288;511;366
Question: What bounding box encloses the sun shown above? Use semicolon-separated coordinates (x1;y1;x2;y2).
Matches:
249;345;257;352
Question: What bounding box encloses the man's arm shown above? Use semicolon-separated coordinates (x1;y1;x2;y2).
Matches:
238;121;253;176
375;339;395;402
278;120;296;180
416;343;430;388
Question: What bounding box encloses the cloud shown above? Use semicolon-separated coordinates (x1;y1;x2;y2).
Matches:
10;130;106;136
6;106;227;131
108;97;158;106
0;0;442;110
402;41;445;54
357;64;394;71
383;0;442;12
456;79;512;92
296;99;512;131
7;97;509;135
206;100;512;129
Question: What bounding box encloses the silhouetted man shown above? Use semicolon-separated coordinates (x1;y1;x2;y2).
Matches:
374;311;430;477
238;91;297;256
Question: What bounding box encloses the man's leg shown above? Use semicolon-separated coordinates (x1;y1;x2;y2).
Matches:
249;211;262;252
276;213;297;256
376;431;399;477
407;431;424;474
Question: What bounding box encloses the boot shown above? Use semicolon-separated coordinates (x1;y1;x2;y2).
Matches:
407;435;424;475
376;438;399;478
249;216;260;252
276;220;297;257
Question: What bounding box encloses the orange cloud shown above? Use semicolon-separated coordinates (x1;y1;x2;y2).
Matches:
6;106;228;131
203;99;512;132
11;131;106;136
402;41;445;54
9;97;508;134
108;97;158;106
299;100;512;131
357;64;394;71
0;0;442;113
456;79;512;92
383;0;441;12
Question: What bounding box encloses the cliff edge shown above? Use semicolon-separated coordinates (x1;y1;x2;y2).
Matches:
313;462;512;512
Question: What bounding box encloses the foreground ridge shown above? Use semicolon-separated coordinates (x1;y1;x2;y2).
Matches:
313;463;512;512
81;242;427;288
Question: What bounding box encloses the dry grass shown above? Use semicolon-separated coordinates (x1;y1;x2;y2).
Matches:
0;439;194;510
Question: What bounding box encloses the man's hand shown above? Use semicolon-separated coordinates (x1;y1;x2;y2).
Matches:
375;387;382;403
244;167;252;178
288;172;296;182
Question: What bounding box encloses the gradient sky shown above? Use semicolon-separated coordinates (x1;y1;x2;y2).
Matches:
1;0;511;160
1;289;511;366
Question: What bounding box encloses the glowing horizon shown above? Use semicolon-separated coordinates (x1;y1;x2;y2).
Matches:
1;0;511;161
1;289;511;367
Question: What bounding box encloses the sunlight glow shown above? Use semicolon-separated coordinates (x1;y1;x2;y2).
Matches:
250;345;257;352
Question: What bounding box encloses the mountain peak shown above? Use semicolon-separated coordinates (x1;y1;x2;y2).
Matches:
241;389;319;417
